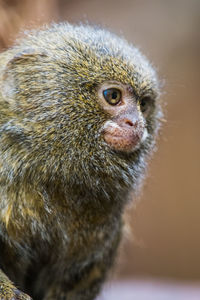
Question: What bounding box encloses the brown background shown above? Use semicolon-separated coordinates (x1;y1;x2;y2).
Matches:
0;0;200;281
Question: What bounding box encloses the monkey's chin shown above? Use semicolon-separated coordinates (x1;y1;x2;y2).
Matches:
104;132;142;153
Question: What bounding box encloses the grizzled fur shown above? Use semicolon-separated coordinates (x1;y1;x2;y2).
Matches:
0;23;161;300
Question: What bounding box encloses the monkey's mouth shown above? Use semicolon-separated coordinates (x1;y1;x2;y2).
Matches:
103;123;144;153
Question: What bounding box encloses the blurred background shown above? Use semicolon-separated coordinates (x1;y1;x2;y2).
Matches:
0;0;200;299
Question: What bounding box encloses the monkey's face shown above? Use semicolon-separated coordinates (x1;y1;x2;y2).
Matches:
97;81;154;153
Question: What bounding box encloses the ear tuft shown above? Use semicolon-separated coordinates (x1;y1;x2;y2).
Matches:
1;49;47;103
6;48;47;66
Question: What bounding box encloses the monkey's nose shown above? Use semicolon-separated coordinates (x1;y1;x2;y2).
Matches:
124;119;134;127
118;117;139;130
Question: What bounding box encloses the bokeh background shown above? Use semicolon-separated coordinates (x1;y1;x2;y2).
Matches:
0;0;200;298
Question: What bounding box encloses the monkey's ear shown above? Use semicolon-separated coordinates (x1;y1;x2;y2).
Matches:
1;49;47;102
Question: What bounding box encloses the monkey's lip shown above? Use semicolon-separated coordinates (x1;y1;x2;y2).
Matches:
104;131;142;152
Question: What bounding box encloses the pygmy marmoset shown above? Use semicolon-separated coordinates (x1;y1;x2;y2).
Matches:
0;23;162;300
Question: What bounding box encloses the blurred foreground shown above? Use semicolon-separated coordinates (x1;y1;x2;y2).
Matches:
98;280;200;300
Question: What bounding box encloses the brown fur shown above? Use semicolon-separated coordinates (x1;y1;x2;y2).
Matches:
0;23;161;299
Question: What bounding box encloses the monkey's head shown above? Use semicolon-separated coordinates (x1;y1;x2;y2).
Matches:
0;23;161;194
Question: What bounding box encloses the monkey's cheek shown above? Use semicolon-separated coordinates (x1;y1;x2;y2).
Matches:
104;132;142;153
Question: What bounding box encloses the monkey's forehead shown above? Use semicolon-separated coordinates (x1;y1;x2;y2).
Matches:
15;23;159;96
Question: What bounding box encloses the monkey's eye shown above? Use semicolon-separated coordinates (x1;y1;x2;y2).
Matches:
103;88;122;105
139;96;153;113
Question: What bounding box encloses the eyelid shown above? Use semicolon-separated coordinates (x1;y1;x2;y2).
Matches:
98;80;124;90
140;91;156;100
102;85;123;94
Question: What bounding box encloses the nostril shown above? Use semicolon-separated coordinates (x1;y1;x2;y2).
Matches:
124;119;134;127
